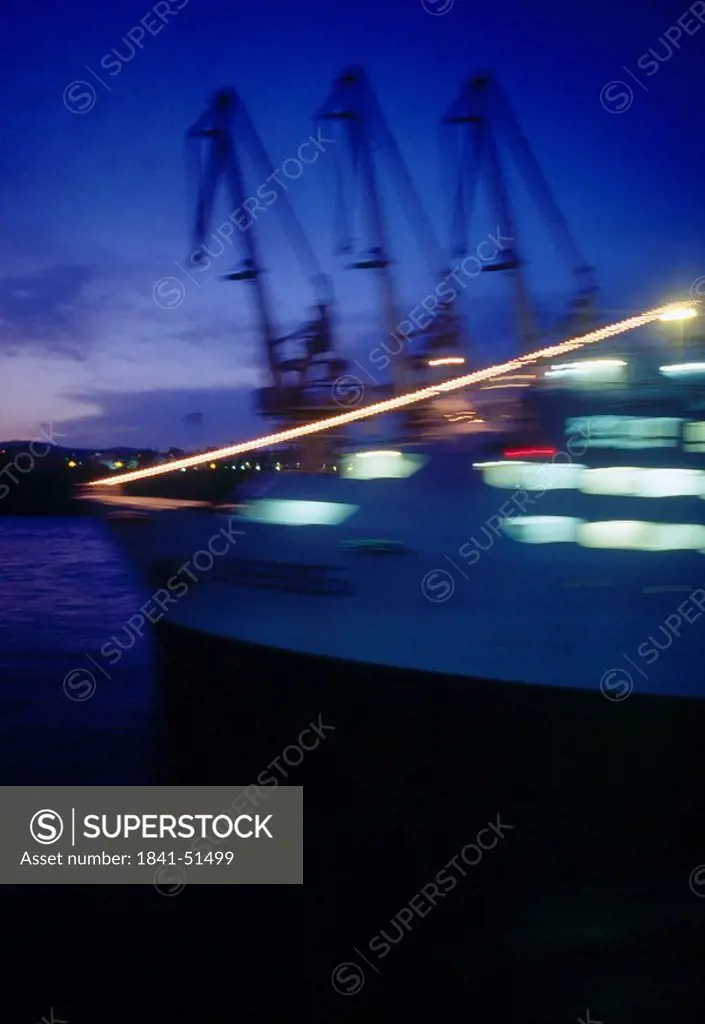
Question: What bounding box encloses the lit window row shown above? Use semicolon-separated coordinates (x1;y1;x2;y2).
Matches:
476;461;705;498
501;517;705;552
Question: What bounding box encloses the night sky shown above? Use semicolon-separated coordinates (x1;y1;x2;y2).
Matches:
1;0;703;448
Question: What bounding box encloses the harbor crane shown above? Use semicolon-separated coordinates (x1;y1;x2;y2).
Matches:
442;72;598;355
317;66;470;433
187;86;348;457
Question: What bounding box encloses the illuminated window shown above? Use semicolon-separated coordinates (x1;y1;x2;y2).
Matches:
340;451;427;480
502;516;705;551
684;422;705;452
544;358;626;381
578;521;705;552
659;362;705;376
238;499;359;526
565;415;682;449
579;467;705;498
501;516;582;544
475;461;585;490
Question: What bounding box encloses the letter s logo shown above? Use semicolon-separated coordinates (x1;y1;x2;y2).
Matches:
30;809;64;844
421;569;455;603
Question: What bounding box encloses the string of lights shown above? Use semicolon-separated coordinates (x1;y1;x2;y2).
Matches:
89;303;695;487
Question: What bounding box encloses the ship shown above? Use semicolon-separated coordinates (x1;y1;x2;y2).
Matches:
86;72;705;962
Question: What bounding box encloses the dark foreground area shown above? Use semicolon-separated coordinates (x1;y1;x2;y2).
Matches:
157;625;705;1021
10;625;705;1022
3;516;705;1021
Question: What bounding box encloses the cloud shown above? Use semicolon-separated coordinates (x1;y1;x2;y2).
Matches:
55;384;260;449
0;263;105;359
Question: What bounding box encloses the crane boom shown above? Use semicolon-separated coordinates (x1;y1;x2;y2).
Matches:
494;79;594;287
237;105;328;297
185;85;350;458
188;88;282;391
442;72;598;354
318;66;469;405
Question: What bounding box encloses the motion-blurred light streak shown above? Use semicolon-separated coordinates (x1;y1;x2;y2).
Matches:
90;303;694;487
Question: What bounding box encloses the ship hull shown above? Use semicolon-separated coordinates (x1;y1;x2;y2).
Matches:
98;439;705;874
152;616;705;925
97;441;705;1011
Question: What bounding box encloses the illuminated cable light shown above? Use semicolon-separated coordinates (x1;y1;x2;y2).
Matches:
428;356;466;367
658;306;698;321
484;373;535;380
89;304;682;487
475;373;536;389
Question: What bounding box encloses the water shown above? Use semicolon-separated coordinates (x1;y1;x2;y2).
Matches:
2;516;287;1017
3;514;705;1020
1;517;159;785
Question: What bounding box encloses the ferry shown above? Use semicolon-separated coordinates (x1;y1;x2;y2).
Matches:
88;333;705;989
94;346;705;699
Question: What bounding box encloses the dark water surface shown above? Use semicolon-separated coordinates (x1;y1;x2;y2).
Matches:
1;515;301;1019
3;515;705;1022
1;516;158;784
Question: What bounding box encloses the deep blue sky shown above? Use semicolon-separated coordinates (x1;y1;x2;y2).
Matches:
0;0;703;447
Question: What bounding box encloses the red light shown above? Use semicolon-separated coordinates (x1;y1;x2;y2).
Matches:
503;447;557;458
